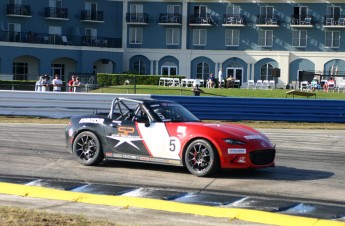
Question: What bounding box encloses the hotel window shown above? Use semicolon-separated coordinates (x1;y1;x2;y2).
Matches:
260;6;274;19
8;23;21;42
193;29;207;46
167;5;180;14
225;29;240;46
226;5;241;17
166;28;180;45
293;6;309;22
326;6;341;20
258;30;273;47
196;62;210;80
13;62;28;80
134;60;146;75
325;30;340;48
260;64;273;81
129;27;143;44
292;30;307;47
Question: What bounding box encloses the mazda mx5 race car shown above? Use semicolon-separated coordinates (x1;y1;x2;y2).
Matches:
65;97;275;177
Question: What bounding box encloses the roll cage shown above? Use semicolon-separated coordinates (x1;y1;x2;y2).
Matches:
108;97;200;123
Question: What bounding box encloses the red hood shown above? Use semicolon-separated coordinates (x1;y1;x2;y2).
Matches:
183;122;268;141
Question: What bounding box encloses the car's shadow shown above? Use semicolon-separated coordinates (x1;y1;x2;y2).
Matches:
99;161;333;181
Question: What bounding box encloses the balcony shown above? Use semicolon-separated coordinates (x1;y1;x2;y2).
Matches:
6;4;31;17
158;13;182;25
126;13;149;25
189;14;215;26
81;10;104;23
0;31;121;48
45;7;68;20
256;16;279;27
323;16;345;28
290;15;313;28
222;15;245;27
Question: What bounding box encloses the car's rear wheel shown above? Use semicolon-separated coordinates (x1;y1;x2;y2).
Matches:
72;131;104;166
184;139;219;177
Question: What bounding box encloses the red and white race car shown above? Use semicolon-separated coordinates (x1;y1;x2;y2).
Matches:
65;97;275;176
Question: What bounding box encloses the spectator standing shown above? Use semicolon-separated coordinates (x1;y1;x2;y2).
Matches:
207;73;216;88
68;75;76;92
73;77;82;92
52;74;63;92
35;76;43;92
41;75;50;92
218;68;223;88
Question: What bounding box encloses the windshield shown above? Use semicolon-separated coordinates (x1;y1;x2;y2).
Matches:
149;102;200;122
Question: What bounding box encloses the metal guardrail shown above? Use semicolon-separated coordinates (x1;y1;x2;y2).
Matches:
1;91;345;122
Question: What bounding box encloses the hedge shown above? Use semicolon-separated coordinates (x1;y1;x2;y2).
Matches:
96;73;185;86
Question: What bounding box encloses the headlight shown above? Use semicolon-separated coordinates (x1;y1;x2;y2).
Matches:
223;138;246;145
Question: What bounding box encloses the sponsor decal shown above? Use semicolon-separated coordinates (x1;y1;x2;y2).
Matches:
118;126;135;135
68;128;74;137
107;126;143;150
177;126;186;137
112;120;122;125
79;118;104;124
105;152;113;157
123;154;137;160
112;153;123;158
139;156;150;161
244;135;263;140
228;148;247;154
149;157;166;163
165;159;182;165
237;156;246;163
260;141;267;148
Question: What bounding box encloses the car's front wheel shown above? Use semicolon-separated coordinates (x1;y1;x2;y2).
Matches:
184;139;219;177
72;131;104;166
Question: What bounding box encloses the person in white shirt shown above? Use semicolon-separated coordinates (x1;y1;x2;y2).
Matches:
35;76;43;92
41;75;50;92
52;74;63;92
218;68;223;88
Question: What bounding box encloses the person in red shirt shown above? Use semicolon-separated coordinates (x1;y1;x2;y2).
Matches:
68;75;76;92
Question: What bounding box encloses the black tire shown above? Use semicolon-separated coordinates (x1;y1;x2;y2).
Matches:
72;131;104;166
184;139;219;177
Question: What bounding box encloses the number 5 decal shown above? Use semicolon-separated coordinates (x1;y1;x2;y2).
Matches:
168;136;181;156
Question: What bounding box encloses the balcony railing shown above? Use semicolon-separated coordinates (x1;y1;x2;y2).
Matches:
45;7;68;19
6;4;31;17
189;14;214;26
323;15;345;26
0;31;121;48
126;13;149;23
158;13;182;24
291;15;313;26
81;10;104;22
222;15;245;26
256;15;279;26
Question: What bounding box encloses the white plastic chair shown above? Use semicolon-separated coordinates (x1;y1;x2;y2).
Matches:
255;80;263;89
172;78;180;86
268;80;275;90
300;81;309;90
159;77;166;86
247;80;255;89
233;80;240;88
262;80;269;90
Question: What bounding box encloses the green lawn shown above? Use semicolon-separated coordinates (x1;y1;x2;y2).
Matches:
91;85;345;100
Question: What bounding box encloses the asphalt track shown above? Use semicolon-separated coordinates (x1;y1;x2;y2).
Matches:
0;123;345;225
